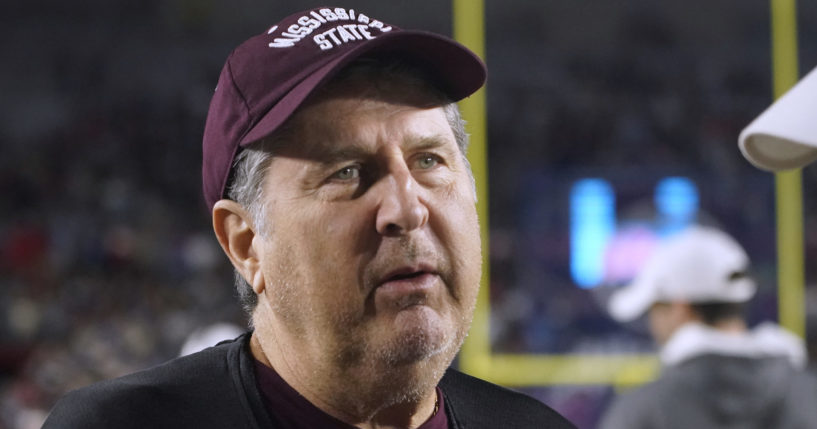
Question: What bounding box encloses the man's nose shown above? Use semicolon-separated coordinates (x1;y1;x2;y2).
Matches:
374;168;429;236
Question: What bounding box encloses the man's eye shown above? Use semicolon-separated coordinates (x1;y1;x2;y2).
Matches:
417;155;439;169
333;166;360;180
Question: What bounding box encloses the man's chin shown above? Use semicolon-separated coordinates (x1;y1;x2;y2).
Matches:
335;305;466;379
364;329;454;405
334;314;466;408
380;306;456;364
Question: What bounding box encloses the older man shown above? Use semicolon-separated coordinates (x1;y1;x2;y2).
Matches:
43;6;575;429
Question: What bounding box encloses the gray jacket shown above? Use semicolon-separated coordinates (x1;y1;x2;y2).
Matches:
600;323;817;429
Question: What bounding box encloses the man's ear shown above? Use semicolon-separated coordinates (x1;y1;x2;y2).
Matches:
212;199;265;294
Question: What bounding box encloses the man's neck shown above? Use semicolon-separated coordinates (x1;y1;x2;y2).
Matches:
249;331;439;429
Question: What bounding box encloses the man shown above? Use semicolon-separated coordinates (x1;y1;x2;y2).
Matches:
599;225;817;429
43;7;575;429
739;65;817;170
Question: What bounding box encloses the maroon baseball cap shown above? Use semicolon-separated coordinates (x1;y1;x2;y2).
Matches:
202;6;487;211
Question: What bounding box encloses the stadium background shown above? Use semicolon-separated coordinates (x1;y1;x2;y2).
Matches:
1;1;816;428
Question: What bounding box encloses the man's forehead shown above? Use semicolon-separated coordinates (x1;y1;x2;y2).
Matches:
276;100;455;158
303;94;446;126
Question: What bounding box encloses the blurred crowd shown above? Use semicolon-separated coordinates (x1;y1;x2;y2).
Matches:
0;68;247;429
1;1;816;428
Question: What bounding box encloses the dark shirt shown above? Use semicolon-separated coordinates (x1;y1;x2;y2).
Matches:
42;334;576;428
254;359;449;429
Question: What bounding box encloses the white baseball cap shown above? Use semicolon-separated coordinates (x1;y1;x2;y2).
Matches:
739;65;817;171
608;225;756;322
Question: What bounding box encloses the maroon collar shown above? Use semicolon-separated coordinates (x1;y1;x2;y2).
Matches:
253;358;449;428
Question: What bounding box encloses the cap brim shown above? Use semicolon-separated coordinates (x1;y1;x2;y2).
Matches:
240;30;486;146
739;66;817;171
608;279;657;322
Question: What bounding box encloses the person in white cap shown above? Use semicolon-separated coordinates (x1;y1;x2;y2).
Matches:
740;65;817;170
599;225;817;429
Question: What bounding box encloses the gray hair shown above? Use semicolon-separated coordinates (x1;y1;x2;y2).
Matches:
226;59;473;318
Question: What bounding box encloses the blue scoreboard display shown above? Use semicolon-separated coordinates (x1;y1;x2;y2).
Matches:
496;168;776;354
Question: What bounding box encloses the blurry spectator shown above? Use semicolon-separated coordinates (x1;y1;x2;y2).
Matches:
599;225;817;429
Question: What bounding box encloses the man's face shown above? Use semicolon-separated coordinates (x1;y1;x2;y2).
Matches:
647;301;690;346
252;80;482;391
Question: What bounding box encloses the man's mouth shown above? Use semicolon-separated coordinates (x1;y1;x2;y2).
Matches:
375;264;439;303
386;270;427;282
380;263;438;286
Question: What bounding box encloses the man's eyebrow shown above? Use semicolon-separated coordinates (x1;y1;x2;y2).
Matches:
404;133;456;152
313;144;371;165
311;133;456;164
